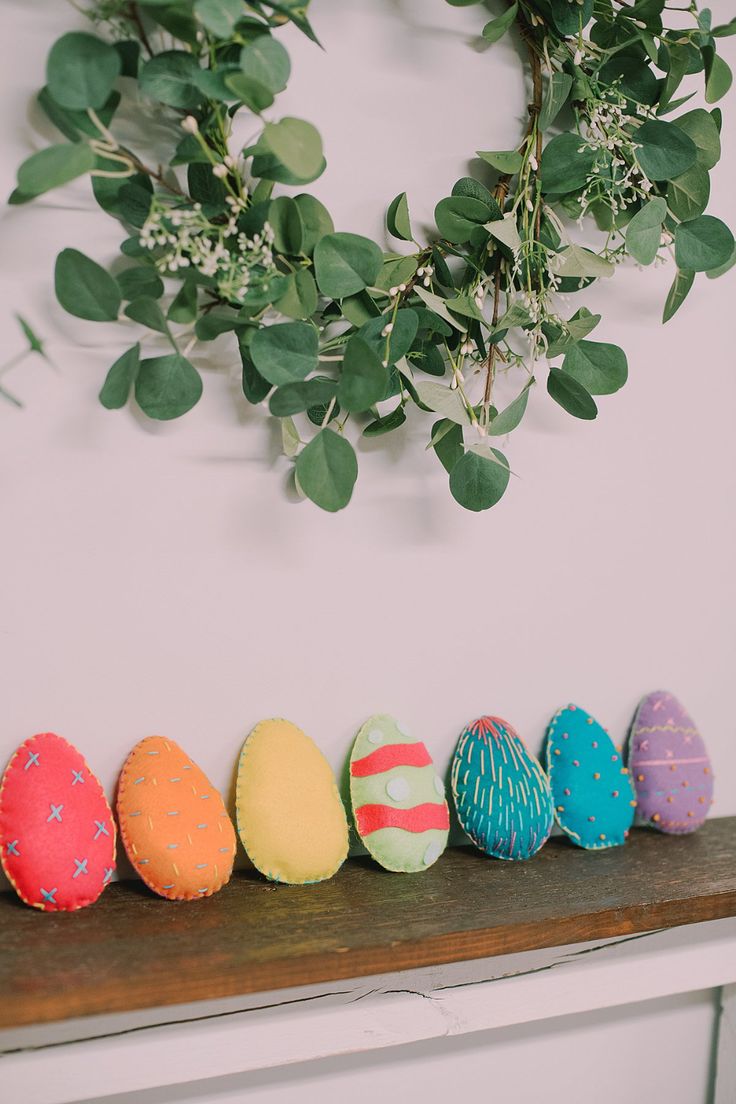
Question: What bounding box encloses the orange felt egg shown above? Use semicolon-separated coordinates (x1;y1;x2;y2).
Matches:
116;736;236;901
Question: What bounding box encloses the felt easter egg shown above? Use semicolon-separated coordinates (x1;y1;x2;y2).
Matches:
628;691;714;833
546;704;636;850
0;733;115;911
236;718;348;884
452;716;553;861
117;736;236;901
349;714;449;873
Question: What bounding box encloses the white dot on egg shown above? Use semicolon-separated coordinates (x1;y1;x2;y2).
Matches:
423;841;442;866
386;776;410;801
368;729;384;745
434;775;445;797
396;721;410;737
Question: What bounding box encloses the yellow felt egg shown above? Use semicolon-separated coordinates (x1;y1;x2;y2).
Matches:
236;718;348;884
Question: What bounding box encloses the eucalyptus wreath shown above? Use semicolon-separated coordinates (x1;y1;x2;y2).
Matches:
13;0;735;512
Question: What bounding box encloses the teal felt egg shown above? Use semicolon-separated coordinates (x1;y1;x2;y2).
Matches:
546;704;636;849
451;716;553;861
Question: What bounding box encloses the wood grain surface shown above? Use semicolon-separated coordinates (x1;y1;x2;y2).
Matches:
2;818;735;1029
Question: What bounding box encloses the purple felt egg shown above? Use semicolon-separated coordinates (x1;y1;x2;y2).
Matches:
628;691;714;833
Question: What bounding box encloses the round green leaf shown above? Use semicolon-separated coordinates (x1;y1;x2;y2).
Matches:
250;322;319;385
46;32;121;111
337;334;389;412
139;51;204;110
449;447;510;512
261;118;323;180
294;193;334;256
598;56;659;107
386;192;413;241
274;269;318;320
55;248;121;322
635;119;697;181
434;196;491;243
667;164;710;222
674;215;735;272
358;309;419;366
269;378;336;417
296;428;358;512
561;340;628;395
674;108;721;170
194;0;243;37
313;232;383;298
240;35;291;93
135;354;203;420
547;367;598;419
116;266;164;301
268;195;304;255
540;133;596;195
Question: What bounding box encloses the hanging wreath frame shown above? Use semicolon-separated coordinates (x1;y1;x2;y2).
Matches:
12;0;736;511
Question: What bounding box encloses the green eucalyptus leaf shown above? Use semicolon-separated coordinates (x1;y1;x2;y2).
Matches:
481;2;518;44
99;344;140;409
269;377;336;416
296;429;358;512
338;334;389;412
539;72;573;131
561;340;628;395
363;406;407;437
135;354;202;420
662;267;695;322
359;310;419;366
476;149;523;174
16;143;96;198
431;419;464;474
116;266;164;301
706;245;736;279
46;32;121;111
314;232;383;298
673;108;721;169
268;195;304;255
547;367;598;420
194;0;244;37
223;72;274;111
703;47;733;104
488;379;534;436
449;446;510;512
294;193;334;255
435;196;491;243
168;277;198;324
674;215;735;272
139;51;204;110
626;196;668;265
124;297;168;333
240;35;291;93
635;119;697;181
261;117;323;180
540;133;596;195
275;269;319;320
55;248;121;322
386;192;413;241
414;380;471;425
667;164;710;222
250;321;319;385
240;344;271;404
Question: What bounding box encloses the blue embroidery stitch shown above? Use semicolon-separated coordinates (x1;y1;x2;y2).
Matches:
25;751;40;771
71;770;85;786
6;840;20;856
47;803;63;823
73;858;88;878
93;820;109;840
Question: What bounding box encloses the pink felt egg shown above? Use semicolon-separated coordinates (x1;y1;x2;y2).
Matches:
0;733;116;910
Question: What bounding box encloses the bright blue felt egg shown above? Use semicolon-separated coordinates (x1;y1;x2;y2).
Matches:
546;704;636;850
451;716;553;861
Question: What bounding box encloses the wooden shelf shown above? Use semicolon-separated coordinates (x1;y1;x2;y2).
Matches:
2;817;736;1030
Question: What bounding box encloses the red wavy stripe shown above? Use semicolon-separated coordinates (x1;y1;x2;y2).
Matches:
355;802;449;836
351;742;432;777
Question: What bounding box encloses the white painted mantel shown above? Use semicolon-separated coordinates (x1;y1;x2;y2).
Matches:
1;918;735;1103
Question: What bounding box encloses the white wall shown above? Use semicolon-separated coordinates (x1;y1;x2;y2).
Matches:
1;0;734;878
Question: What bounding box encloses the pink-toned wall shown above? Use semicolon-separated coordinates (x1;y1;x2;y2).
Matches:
0;0;734;880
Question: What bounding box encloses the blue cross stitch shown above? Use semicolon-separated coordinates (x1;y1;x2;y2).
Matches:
24;751;40;771
73;858;88;878
47;803;63;823
103;867;114;884
6;840;20;856
71;770;85;786
93;820;109;840
40;887;57;904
